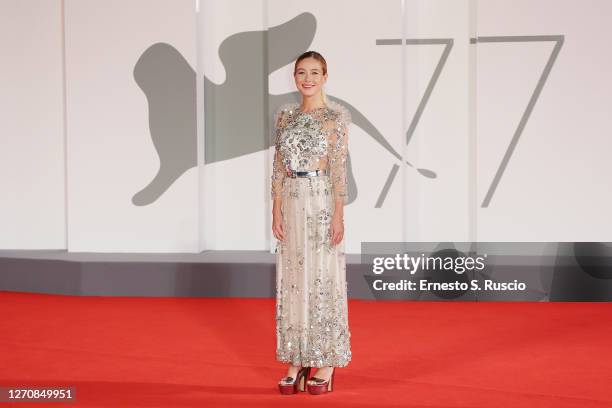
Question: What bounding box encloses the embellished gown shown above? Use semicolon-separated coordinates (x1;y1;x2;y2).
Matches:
271;99;352;368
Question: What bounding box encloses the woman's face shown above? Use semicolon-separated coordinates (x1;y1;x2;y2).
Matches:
294;58;327;98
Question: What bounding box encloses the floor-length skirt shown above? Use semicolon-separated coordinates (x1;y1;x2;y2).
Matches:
275;174;352;368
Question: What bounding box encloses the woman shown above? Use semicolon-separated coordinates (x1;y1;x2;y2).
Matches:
271;51;352;395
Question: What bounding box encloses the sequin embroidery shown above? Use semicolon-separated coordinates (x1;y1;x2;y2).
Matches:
272;100;352;368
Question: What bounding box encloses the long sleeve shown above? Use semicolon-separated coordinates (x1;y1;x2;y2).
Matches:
328;104;351;203
271;107;287;200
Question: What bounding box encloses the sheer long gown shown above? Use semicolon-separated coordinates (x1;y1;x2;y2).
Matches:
271;99;352;368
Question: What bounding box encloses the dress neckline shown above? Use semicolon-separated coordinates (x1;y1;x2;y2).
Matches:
297;103;328;114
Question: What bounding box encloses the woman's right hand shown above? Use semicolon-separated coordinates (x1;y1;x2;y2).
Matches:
272;212;285;241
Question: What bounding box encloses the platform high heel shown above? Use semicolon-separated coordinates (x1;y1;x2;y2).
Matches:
278;366;311;394
306;367;335;394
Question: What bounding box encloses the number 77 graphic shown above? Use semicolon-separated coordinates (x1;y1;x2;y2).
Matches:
375;35;563;208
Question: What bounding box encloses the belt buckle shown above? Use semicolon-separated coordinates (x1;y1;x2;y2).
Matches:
285;169;323;178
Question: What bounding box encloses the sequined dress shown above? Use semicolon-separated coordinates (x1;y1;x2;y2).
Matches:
271;100;352;368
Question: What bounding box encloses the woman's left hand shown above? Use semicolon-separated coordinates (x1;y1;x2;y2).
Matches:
330;215;344;246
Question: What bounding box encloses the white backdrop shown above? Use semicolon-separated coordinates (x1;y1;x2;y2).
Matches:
476;0;612;241
1;0;610;253
0;0;65;249
66;0;198;252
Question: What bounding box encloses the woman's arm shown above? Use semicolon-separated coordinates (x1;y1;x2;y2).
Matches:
271;107;287;241
328;105;351;245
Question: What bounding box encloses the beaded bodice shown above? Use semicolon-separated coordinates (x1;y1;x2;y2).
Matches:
271;100;351;202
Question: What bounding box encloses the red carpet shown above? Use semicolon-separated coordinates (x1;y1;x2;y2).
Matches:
1;291;611;407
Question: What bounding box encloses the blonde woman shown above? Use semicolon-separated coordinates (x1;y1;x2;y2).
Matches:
271;51;352;395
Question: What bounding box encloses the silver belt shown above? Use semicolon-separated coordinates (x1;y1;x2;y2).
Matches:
286;169;328;178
